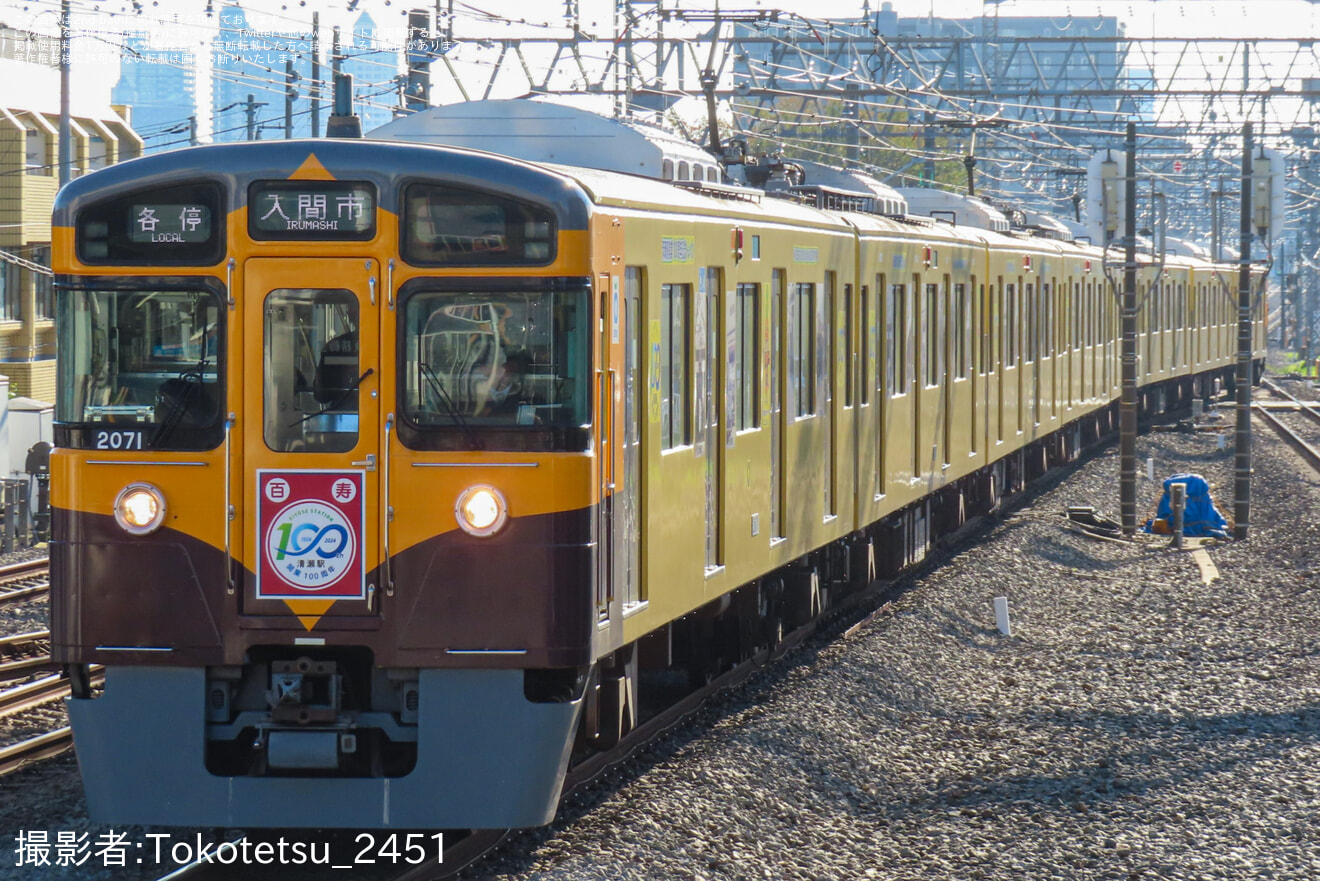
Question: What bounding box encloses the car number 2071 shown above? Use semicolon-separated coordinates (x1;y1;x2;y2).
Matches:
95;430;144;450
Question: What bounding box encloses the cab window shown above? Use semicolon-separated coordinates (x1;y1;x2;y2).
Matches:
399;284;590;452
55;287;223;450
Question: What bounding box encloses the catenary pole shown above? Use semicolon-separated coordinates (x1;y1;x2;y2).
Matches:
1120;121;1138;535
1234;122;1254;540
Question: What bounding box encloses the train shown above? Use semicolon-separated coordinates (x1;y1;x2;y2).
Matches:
50;100;1265;829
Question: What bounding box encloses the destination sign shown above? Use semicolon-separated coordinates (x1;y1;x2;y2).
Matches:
249;181;376;240
128;203;213;244
77;181;223;265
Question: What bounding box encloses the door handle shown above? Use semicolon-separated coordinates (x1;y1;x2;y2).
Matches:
352;454;377;471
606;369;617;490
223;412;236;594
383;413;394;597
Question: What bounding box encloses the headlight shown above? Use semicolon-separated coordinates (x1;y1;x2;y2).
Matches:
455;485;508;537
113;483;166;535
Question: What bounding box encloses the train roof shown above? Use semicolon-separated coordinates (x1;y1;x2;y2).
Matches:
897;188;1011;233
52;138;594;232
554;161;872;232
368;99;723;184
52;135;1222;277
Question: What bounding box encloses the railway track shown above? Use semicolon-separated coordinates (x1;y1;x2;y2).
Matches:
149;421;1115;881
158;618;826;881
0;629;53;681
0;667;104;777
1254;378;1320;473
405;617;827;881
0;558;50;608
156;532;974;881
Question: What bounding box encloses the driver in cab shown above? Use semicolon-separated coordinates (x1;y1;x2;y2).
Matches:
474;349;531;418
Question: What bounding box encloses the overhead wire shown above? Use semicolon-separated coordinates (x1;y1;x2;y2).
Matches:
9;0;1320;218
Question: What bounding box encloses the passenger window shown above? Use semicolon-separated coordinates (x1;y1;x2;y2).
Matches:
661;283;691;448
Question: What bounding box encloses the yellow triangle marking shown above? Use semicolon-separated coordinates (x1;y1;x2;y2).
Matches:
283;598;336;631
289;154;336;181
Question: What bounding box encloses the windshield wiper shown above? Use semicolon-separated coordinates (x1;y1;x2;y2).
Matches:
288;368;373;428
420;362;481;450
152;359;209;448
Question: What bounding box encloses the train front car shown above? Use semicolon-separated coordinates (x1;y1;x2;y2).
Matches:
50;140;604;829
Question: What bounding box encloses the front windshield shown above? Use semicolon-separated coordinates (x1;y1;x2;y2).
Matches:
56;288;223;450
401;287;589;450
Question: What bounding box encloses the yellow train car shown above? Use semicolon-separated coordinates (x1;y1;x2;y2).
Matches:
50;111;1262;830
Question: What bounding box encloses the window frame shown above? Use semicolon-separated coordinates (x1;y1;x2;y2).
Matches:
735;281;761;431
660;282;692;450
400;181;557;268
53;275;228;451
394;275;593;452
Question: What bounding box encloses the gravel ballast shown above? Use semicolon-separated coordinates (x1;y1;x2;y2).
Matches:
470;407;1320;881
5;400;1320;881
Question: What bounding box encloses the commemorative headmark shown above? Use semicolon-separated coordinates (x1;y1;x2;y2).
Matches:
257;470;366;600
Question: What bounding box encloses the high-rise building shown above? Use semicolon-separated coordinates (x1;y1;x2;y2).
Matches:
733;4;1131;133
112;33;199;154
729;3;1133;210
212;4;315;142
345;12;399;134
212;5;399;142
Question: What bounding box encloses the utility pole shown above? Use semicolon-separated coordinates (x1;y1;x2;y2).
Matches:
1212;176;1223;262
245;94;267;141
188;116;198;146
310;12;321;138
326;73;362;139
1308;146;1319;364
1280;239;1288;347
844;83;859;167
1119;121;1139;535
1234;122;1254;540
440;0;454;44
58;0;71;187
285;57;297;139
923;111;935;186
406;9;432;113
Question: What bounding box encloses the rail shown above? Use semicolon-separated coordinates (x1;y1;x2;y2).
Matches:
0;666;105;778
0;727;73;776
1253;379;1320;474
0;558;50;607
0;630;53;681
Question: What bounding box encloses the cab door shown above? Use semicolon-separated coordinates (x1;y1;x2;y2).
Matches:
241;258;382;623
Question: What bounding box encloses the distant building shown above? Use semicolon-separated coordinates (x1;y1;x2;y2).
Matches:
734;4;1132;132
212;4;399;142
111;32;200;155
731;4;1132;211
0;25;142;400
345;13;398;134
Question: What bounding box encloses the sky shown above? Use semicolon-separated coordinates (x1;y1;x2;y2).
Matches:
3;0;1320;134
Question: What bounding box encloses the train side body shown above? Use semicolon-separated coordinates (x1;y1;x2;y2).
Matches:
49;133;1265;829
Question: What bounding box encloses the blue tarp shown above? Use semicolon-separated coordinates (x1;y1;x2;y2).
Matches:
1143;473;1229;538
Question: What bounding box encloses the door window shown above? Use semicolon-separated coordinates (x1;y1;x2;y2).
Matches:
263;288;360;453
